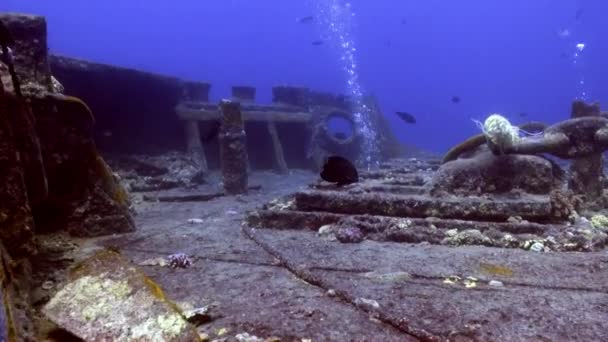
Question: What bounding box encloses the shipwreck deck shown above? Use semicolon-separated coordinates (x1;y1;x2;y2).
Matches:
61;157;608;342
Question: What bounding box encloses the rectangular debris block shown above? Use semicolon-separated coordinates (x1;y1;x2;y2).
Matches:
294;190;553;221
43;250;200;342
0;13;52;89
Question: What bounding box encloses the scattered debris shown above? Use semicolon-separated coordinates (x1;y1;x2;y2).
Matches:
335;226;364;243
184;306;213;325
317;224;337;241
143;186;262;202
354;297;380;311
443;275;461;285
236;332;264;342
479;262;514;277
363;271;411;282
167;253;193;268
443;229;493;247
525;240;546;253
137;257;168;267
488;280;504;287
463;277;478;288
266;198;294;211
108;152;207;192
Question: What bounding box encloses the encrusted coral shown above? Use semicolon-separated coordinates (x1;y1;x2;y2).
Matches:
590;215;608;231
550;189;582;220
44;250;197;341
478;114;520;152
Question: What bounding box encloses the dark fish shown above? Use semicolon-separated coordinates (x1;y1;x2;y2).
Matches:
320;155;358;186
519;112;528;117
401;18;407;25
575;8;584;20
451;96;461;103
201;121;221;142
560;52;568;58
384;39;392;47
312;40;324;46
395;111;416;124
297;16;314;24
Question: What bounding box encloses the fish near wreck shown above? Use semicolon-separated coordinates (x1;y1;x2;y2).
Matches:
395;111;416;124
320;155;359;186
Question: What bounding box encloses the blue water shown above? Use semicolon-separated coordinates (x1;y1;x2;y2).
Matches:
1;0;606;154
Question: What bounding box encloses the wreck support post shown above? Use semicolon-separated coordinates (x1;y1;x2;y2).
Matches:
181;81;211;173
185;120;208;173
219;99;249;195
267;120;288;174
568;100;603;199
231;86;256;174
232;85;287;173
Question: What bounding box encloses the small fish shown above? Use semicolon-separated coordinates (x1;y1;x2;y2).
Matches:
575;8;584;21
297;16;314;24
400;18;407;25
320;155;358;186
518;112;528;118
451;96;461;103
311;40;324;46
384;39;392;47
395;111;416;124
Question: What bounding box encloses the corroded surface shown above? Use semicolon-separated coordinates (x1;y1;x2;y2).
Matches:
43;250;200;341
69;168;608;341
431;153;557;196
295;190;553;221
219;100;249;195
0;243;36;341
0;93;36;256
0;13;52;91
88;171;411;341
30;95;135;237
249;157;608;252
246;227;608;342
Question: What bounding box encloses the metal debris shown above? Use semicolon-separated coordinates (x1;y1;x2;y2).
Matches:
236;332;264;342
137;257;168;267
489;280;504;287
354;297;381;311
